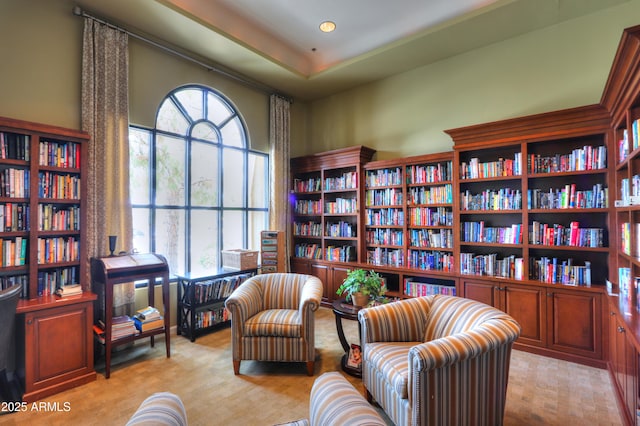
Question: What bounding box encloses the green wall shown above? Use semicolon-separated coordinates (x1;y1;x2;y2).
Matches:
301;0;640;160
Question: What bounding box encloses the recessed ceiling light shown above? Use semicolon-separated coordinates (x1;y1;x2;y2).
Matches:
319;21;336;33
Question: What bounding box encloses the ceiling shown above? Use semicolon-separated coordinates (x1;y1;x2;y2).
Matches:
74;0;628;101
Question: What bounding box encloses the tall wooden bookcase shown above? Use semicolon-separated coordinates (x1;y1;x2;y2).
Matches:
446;104;612;367
0;116;96;402
601;24;640;426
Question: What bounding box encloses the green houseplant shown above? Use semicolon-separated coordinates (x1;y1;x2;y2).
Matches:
336;269;387;307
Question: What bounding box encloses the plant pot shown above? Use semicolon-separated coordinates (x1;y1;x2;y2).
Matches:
352;292;369;308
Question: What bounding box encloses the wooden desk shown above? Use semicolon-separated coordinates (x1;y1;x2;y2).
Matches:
91;253;170;378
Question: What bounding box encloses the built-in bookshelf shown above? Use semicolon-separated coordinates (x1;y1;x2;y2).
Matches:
601;24;640;426
260;230;285;273
447;104;611;368
0;116;96;403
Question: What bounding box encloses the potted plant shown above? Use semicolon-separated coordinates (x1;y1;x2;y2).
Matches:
336;269;387;307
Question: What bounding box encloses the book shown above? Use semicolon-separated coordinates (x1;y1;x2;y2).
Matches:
133;316;164;332
136;306;161;321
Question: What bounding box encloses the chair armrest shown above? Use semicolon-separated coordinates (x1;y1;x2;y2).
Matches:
224;277;263;325
359;297;432;344
299;275;323;314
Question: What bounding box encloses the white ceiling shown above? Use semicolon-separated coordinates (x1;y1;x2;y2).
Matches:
74;0;628;101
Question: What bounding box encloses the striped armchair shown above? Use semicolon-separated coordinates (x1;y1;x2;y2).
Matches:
358;295;521;426
225;273;323;376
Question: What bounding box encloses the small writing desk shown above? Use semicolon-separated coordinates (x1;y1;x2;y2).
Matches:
91;253;170;378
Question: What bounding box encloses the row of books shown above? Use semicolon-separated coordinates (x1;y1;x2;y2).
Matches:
619;175;640;205
0;132;30;161
294;243;322;259
366;228;404;246
530;257;591;286
0;237;27;267
407;184;453;205
325;197;357;214
461;222;524;245
366;247;404;267
193;306;229;329
36;236;79;264
528;184;608;209
404;280;456;297
38;172;80;199
409;228;453;249
293;177;321;193
365;188;403;206
460;188;522;211
620;222;640;256
324;172;358;191
406;162;453;184
365;167;403;187
39;140;81;169
365;208;404;226
531;222;604;248
0;168;29;198
406;250;454;272
0;203;29;232
191;274;252;304
294;199;322;215
460;253;524;280
407;207;453;227
325;221;355;238
37;267;78;296
293;221;322;237
38;204;80;231
325;245;356;262
528;145;607;173
618;119;640;162
0;274;27;295
460;153;522;180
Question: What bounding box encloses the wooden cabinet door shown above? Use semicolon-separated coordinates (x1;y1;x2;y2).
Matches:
22;301;95;402
331;266;351;303
546;289;601;359
623;330;638;425
290;258;311;275
310;263;330;301
461;278;498;308
502;284;546;348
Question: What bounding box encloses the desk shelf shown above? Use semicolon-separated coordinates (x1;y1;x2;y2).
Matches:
177;268;256;342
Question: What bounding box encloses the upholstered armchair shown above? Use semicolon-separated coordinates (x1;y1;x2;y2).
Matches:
358;295;521;426
224;273;323;376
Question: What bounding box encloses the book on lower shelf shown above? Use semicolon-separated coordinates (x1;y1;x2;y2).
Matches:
54;284;83;297
110;315;137;340
133;306;164;332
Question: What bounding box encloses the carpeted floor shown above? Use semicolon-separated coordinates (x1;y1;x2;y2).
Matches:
0;306;623;425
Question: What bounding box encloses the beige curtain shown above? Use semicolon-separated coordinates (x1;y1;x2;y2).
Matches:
81;18;134;317
269;95;291;271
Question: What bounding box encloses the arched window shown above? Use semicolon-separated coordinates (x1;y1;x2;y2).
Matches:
129;85;269;276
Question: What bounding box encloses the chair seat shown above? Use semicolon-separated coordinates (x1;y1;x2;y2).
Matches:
365;341;418;399
244;309;302;337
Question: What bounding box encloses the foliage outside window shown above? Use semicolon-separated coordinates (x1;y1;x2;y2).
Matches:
129;85;268;276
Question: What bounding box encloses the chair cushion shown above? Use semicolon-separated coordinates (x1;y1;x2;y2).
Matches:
365;341;418;399
244;309;302;337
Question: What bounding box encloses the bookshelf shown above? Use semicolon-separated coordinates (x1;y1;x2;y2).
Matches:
260;230;285;273
446;104;611;366
601;24;640;426
176;267;256;341
0;116;96;402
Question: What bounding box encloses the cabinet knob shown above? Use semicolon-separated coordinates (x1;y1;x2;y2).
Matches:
618;326;625;333
610;311;616;316
547;292;553;297
27;319;32;325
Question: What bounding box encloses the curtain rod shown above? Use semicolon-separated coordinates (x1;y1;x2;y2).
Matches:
72;5;293;103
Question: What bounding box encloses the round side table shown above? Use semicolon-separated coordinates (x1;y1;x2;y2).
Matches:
332;299;363;377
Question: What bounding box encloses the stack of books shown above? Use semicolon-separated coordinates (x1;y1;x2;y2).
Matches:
54;284;82;298
111;315;137;340
133;306;164;332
